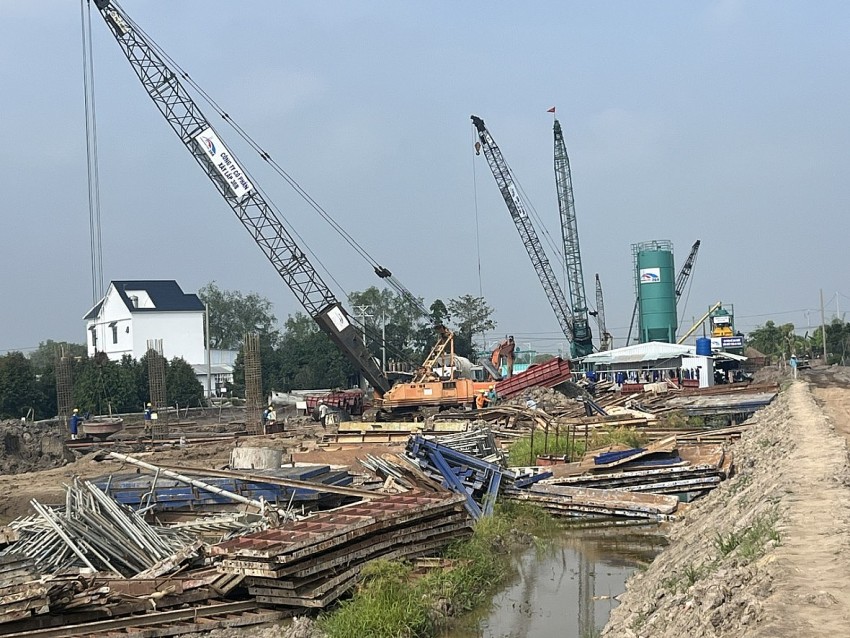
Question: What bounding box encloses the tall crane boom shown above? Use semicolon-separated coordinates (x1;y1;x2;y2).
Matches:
594;274;613;351
675;240;701;301
553;119;593;357
93;0;391;394
471;115;575;345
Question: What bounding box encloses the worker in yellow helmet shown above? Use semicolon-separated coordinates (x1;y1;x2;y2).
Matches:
487;384;498;405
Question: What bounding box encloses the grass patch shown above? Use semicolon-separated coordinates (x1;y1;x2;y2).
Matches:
588;426;648;450
714;529;743;556
713;509;781;562
661;561;711;594
506;426;649;467
507;434;580;466
659;410;690;429
317;503;555;638
738;510;781;559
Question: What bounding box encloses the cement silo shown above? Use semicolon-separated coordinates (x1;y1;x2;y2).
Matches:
633;240;678;343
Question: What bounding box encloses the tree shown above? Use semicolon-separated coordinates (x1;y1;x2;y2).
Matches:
27;340;87;372
447;295;497;359
198;282;280;350
232;314;356;395
818;318;850;364
348;287;429;365
0;352;40;419
747;321;796;359
73;356;142;415
167;357;205;407
277;313;355;390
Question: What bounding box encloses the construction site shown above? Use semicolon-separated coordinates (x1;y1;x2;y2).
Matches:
3;2;850;638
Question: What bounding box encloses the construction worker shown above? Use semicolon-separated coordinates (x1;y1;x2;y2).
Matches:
487;384;498;405
143;402;155;434
263;405;277;427
317;400;330;426
475;389;489;410
68;408;84;440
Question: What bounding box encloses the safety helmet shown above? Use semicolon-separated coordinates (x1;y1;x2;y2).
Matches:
73;408;79;413
268;405;273;409
489;385;494;389
480;389;486;394
146;402;152;407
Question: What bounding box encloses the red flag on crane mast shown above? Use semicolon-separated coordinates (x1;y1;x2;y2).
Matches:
547;106;556;113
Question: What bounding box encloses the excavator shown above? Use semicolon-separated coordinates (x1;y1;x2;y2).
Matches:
490;336;516;378
91;1;497;419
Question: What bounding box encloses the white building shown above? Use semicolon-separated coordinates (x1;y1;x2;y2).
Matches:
580;341;747;390
83;280;205;364
192;349;238;397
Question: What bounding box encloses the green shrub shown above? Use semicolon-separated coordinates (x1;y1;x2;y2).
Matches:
317;503;555;638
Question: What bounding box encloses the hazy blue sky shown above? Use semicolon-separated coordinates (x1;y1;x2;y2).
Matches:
2;1;849;357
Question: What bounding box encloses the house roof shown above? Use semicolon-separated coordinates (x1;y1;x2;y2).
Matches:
85;280;204;320
83;299;104;321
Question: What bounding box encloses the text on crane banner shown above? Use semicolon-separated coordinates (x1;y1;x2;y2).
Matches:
194;127;254;199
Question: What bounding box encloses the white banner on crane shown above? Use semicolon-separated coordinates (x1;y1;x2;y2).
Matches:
194;127;254;199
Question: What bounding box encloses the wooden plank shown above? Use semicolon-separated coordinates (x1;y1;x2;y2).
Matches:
107;579;183;597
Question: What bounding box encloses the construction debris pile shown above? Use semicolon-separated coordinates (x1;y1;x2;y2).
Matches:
3;478;198;576
0;378;781;636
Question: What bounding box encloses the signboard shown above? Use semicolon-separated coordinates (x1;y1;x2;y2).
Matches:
326;306;350;333
639;268;661;284
711;336;744;350
194;127;254;199
721;336;744;349
713;316;731;325
507;184;527;218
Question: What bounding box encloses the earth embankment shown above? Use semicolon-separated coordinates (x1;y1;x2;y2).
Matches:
602;373;850;637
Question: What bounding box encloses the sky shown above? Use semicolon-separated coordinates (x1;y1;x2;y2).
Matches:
2;1;849;358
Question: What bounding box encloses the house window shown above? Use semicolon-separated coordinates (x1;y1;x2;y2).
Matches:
90;327;97;349
110;322;118;344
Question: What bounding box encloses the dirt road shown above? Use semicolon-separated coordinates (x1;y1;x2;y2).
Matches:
603;367;850;637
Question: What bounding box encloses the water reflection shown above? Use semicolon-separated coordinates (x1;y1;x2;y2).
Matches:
443;520;667;638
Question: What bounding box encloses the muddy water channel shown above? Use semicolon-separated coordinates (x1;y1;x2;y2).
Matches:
443;522;667;638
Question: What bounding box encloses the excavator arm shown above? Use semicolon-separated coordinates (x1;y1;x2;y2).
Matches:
93;0;391;394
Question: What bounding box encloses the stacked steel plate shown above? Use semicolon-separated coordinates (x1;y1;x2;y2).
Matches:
212;492;471;608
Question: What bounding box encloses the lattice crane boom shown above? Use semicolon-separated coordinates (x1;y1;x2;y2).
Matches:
553;118;593;357
594;274;613;351
93;0;391;394
675;240;701;300
471;115;575;344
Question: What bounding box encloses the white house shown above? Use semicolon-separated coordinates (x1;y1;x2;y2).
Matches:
83;280;205;364
192;349;238;397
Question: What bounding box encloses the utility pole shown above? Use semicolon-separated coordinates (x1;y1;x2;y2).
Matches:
205;302;212;402
381;311;387;374
820;289;828;361
351;305;374;388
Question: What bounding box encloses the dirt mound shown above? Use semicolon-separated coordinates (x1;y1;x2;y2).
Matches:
601;379;850;637
0;420;73;475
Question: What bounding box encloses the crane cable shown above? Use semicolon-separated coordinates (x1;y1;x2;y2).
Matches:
115;3;426;319
81;0;104;307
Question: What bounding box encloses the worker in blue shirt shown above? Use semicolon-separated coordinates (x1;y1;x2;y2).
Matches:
69;408;84;440
486;385;498;405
